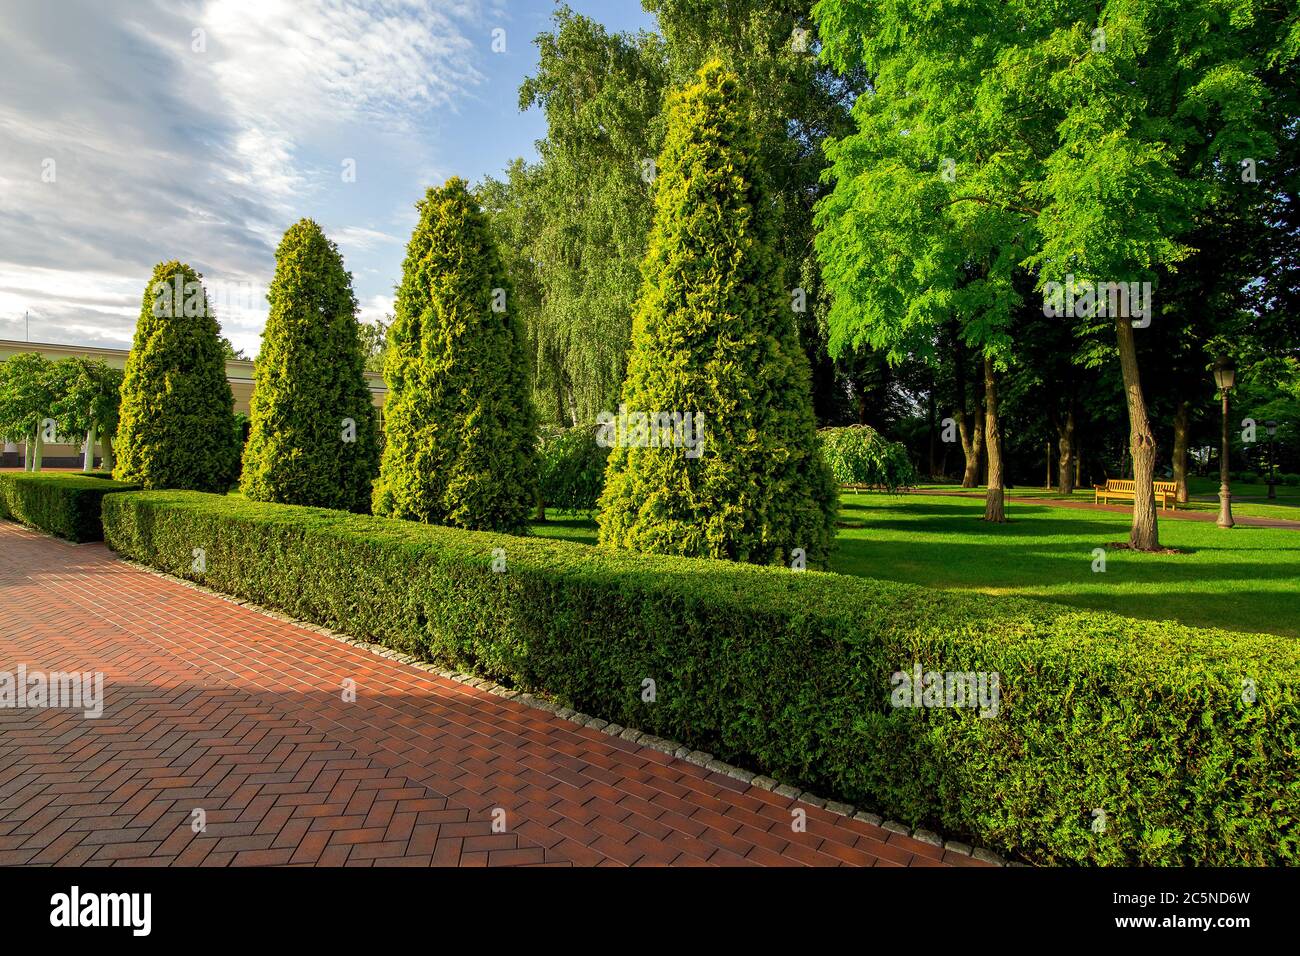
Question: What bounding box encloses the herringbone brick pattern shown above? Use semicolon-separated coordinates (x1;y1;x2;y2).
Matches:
0;519;978;867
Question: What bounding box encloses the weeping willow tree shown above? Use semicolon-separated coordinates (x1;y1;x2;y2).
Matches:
490;7;667;427
483;3;864;428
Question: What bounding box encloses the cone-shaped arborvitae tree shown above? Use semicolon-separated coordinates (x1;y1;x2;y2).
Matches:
240;220;380;511
597;62;837;566
371;178;539;531
114;261;238;491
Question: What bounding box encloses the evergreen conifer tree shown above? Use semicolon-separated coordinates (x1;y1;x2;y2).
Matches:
371;179;539;532
597;62;837;565
114;261;238;491
240;219;380;511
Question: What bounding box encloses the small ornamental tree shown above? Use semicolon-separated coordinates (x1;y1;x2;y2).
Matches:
371;178;539;532
597;62;838;567
50;357;123;471
818;425;918;492
0;352;57;471
114;261;238;491
240;220;380;512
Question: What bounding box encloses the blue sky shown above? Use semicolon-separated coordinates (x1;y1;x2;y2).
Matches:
0;0;657;356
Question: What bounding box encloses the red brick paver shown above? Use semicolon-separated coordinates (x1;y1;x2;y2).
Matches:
0;520;976;867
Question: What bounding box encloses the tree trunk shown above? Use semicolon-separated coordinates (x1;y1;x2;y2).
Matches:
973;413;986;487
957;410;980;487
983;355;1006;522
953;343;981;487
23;436;31;471
1058;409;1076;496
927;386;937;479
1045;441;1052;490
1172;400;1190;505
31;431;44;473
1115;317;1159;549
565;387;578;430
976;368;988;486
84;425;96;471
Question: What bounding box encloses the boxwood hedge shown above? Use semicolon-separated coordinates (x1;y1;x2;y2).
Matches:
101;490;1298;866
0;472;141;541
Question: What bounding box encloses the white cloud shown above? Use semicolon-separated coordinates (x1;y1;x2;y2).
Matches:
0;0;490;356
194;0;486;214
358;294;395;326
331;226;404;252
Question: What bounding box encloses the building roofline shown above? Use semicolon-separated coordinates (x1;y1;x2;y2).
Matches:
0;337;386;389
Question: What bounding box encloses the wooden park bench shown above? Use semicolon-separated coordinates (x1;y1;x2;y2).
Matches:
1093;478;1179;510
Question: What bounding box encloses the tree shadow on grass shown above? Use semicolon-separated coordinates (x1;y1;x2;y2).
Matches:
828;536;1299;636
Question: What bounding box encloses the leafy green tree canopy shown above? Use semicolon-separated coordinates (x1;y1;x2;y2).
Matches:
0;352;58;470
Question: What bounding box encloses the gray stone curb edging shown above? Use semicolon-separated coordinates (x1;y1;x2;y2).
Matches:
119;558;1012;867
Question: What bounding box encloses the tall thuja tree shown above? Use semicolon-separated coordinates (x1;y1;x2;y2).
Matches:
114;261;238;490
371;178;539;532
814;0;1290;546
241;220;379;511
598;62;838;566
646;0;867;422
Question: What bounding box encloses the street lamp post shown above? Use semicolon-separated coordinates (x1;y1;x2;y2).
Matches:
1266;420;1278;500
1213;356;1236;528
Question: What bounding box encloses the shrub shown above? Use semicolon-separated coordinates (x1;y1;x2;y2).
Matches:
597;62;837;568
240;220;380;512
1239;472;1259;484
538;424;609;513
0;472;139;541
114;261;239;491
1282;472;1300;487
102;490;1299;866
371;179;538;532
819;425;918;491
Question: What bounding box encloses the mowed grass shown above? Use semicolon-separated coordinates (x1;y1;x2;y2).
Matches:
915;476;1300;523
531;493;1300;638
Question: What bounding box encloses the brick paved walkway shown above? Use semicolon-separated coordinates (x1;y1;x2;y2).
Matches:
0;520;973;867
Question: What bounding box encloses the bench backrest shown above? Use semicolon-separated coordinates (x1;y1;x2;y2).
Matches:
1104;479;1177;494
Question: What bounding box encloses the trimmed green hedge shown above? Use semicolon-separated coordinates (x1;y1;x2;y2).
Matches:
102;490;1298;866
0;472;141;541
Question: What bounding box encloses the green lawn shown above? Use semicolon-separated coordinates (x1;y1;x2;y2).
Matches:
531;493;1300;638
914;477;1300;523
